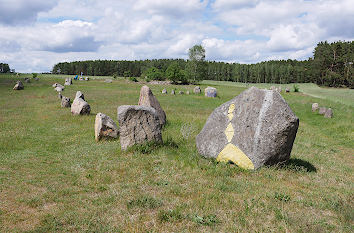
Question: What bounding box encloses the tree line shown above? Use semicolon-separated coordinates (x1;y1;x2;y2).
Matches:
51;40;353;88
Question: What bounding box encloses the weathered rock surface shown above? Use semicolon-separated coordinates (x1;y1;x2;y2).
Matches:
64;78;72;85
52;83;64;89
71;92;90;115
95;113;119;141
34;77;39;81
24;78;31;83
162;89;167;94
117;105;162;150
194;86;201;94
171;89;175;95
13;81;24;90
205;87;217;97
319;107;327;115
285;87;290;93
186;91;190;95
58;92;63;99
61;97;71;108
105;79;112;83
75;91;85;100
312;103;319;112
196;87;299;170
138;85;166;126
324;108;333;118
178;91;184;95
55;86;64;92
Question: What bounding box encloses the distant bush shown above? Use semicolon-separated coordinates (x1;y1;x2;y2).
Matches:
146;67;165;81
32;73;38;78
293;84;300;92
166;63;188;84
123;71;131;78
129;77;138;82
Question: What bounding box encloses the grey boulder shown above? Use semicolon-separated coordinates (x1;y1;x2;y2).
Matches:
55;86;64;92
196;87;299;170
71;92;90;115
162;89;167;94
205;86;217;97
13;81;24;90
285;87;290;93
194;86;201;94
24;78;31;83
171;89;175;95
75;91;85;100
52;83;64;89
64;78;72;85
105;79;112;83
138;85;166;126
324;108;333;118
95;113;119;141
319;107;327;115
61;97;71;108
117;105;162;151
312;103;319;112
178;91;184;95
186;91;190;95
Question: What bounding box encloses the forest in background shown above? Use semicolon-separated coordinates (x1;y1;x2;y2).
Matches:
31;41;354;88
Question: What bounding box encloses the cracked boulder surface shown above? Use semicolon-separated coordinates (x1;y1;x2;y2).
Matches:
71;91;90;115
196;86;299;170
95;113;119;141
117;105;162;151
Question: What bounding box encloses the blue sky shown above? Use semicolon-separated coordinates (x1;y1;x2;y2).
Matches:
0;0;353;72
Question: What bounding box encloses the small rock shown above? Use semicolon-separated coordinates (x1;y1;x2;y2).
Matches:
13;81;24;90
58;92;62;99
138;85;166;126
24;78;31;83
55;86;63;92
34;77;39;81
95;113;119;141
312;103;319;112
52;83;64;89
186;91;190;95
162;89;167;94
105;79;112;83
178;91;184;95
61;97;71;108
84;77;89;81
205;86;217;97
194;86;201;94
285;87;290;93
117;105;162;150
324;108;333;118
64;78;72;85
319;107;327;115
171;89;175;95
79;77;84;81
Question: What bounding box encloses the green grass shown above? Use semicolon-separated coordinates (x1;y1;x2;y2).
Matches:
0;73;353;232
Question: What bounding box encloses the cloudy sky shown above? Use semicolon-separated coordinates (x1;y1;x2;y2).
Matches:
0;0;353;73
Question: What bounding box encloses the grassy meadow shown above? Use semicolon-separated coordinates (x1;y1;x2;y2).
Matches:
0;73;353;232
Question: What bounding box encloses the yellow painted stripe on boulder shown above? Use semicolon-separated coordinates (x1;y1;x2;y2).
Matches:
217;143;254;170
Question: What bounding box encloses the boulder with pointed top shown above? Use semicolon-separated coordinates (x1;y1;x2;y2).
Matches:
61;97;71;108
64;78;72;85
117;105;162;150
196;87;299;170
71;92;90;115
194;86;201;94
138;85;166;126
162;89;167;94
312;103;319;112
205;86;217;97
95;113;119;141
13;81;24;90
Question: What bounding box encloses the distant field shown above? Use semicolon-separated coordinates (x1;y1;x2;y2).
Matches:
0;74;353;232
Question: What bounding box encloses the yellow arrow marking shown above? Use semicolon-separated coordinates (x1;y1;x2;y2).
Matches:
217;144;254;170
225;123;234;142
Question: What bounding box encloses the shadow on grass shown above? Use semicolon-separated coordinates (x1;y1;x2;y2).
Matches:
125;137;178;154
281;158;317;173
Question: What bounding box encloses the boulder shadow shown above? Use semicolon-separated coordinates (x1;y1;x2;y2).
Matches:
281;158;317;173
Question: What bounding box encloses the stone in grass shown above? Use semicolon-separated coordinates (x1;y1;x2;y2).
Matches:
34;77;39;81
105;79;112;83
71;91;90;115
205;86;217;97
75;91;85;100
52;83;64;89
84;77;89;81
95;113;119;141
196;86;299;170
194;86;201;94
117;105;162;151
13;81;24;90
285;87;290;93
186;91;190;95
162;89;167;94
64;78;72;85
324;108;333;118
171;89;175;95
55;86;64;92
61;97;71;108
179;91;184;95
24;78;31;83
319;107;327;115
138;85;166;126
58;92;63;99
312;103;319;112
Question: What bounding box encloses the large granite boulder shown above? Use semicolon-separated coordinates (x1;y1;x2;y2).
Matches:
95;113;119;141
117;105;162;150
205;87;217;97
138;85;166;126
324;108;333;118
61;97;71;108
13;81;24;90
196;87;299;170
194;86;201;94
71;92;90;115
312;103;319;112
64;78;72;85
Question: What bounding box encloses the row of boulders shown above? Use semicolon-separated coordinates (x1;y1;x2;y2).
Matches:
312;103;333;118
270;86;291;93
161;86;218;97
